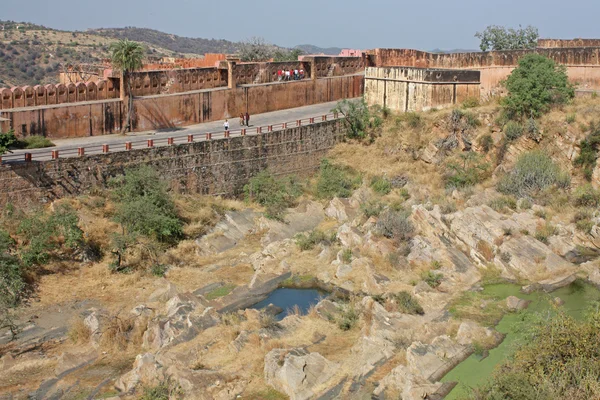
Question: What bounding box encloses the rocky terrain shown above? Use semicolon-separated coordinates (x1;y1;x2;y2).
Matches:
1;96;600;399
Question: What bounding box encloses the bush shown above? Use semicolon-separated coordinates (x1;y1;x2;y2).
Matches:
445;152;490;189
478;134;494;153
375;209;415;243
566;113;577;124
315;159;361;199
244;170;301;220
573;122;600;181
498;151;570;197
111;166;183;242
360;200;384;218
470;310;600;400
0;129;17;154
534;222;557;244
525;118;541;142
401;112;422;128
19;135;55;149
370;176;391;195
488;196;517;213
421;270;443;288
573;184;600;207
337;304;358;331
502;54;575;118
573;209;595;234
341;248;353;263
462;97;480;109
333;99;382;141
504;121;523;141
393;291;424;315
295;229;335;251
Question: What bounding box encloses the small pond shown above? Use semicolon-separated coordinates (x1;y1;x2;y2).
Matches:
442;281;600;399
251;288;327;321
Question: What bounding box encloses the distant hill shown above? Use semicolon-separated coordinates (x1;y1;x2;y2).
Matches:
88;27;241;56
0;20;346;87
429;48;479;54
295;44;342;55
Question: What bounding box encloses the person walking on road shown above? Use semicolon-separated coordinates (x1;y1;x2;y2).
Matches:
245;112;250;127
224;119;229;132
239;113;245;126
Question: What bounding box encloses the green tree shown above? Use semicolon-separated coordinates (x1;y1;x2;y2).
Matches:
109;39;144;133
0;129;17;155
273;48;304;62
475;25;539;52
502;54;574;118
332;99;383;142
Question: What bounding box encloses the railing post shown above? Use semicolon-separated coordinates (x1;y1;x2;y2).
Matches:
147;139;154;148
310;117;314;124
268;125;273;132
283;122;287;129
102;144;109;153
206;132;212;140
24;153;32;162
125;142;132;151
78;147;85;157
51;150;59;159
297;119;301;126
167;137;174;145
241;128;246;136
187;134;194;143
224;130;230;138
322;115;327;121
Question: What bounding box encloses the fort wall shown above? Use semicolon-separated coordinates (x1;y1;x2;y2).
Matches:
0;119;344;207
364;67;480;112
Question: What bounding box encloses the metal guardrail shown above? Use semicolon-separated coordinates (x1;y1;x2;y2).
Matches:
1;112;341;163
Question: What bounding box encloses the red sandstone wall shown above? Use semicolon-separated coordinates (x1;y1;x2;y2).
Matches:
0;79;120;111
6;99;122;138
309;56;365;77
129;68;228;96
538;39;600;48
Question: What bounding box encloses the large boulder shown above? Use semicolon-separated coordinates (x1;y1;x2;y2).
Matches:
143;293;218;351
115;353;165;394
373;364;443;400
195;210;259;255
455;320;497;346
264;348;338;400
406;335;467;381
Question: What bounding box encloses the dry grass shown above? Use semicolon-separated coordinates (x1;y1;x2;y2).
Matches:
68;316;92;344
174;194;242;237
99;312;137;351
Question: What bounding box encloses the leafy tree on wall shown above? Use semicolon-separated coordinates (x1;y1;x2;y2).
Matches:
502;54;574;118
109;39;144;133
0;129;16;155
273;48;304;62
475;25;539;52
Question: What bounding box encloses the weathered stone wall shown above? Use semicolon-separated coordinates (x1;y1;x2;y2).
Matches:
0;120;344;207
368;48;600;97
0;79;120;110
538;39;600;48
1;74;362;138
307;56;365;77
364;67;480;112
128;68;228;96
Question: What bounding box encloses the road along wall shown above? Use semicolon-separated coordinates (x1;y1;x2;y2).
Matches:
0;75;363;138
0;119;345;207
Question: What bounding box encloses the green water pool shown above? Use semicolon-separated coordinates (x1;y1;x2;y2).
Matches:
441;281;600;399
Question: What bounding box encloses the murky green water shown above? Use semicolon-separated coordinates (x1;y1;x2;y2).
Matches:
441;281;600;399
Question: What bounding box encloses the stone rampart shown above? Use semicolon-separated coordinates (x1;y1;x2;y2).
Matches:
1;74;363;138
364;67;480;112
0;119;344;207
538;39;600;48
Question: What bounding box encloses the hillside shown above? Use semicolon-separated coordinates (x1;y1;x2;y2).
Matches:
295;43;343;55
88;27;241;56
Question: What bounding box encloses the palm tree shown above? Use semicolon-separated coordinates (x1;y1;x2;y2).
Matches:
109;39;144;133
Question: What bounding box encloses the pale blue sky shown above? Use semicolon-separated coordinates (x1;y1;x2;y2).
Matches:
3;0;598;50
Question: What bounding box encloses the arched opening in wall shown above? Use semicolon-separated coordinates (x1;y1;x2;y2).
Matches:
67;83;77;103
97;80;107;100
34;85;46;106
23;86;35;107
57;84;67;103
76;82;87;102
87;81;97;101
45;84;57;105
12;87;24;108
1;88;13;109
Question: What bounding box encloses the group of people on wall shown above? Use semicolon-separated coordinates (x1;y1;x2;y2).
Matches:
222;112;251;132
277;68;305;81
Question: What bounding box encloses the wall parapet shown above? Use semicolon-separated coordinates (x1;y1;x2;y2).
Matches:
0;119;345;207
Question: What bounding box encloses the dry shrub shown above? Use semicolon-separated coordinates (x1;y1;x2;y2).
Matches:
476;240;495;262
174;195;240;237
263;339;288;352
100;313;136;351
307;304;319;319
68;316;91;344
247;333;261;348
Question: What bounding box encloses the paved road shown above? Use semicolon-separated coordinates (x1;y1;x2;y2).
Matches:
2;100;353;163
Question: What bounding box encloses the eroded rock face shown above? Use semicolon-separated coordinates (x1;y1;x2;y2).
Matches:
143;293;218;351
115;353;165;394
455;320;497;346
264;348;338;400
406;335;466;381
373;364;443;400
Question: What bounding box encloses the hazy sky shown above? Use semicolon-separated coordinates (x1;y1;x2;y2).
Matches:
2;0;599;50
